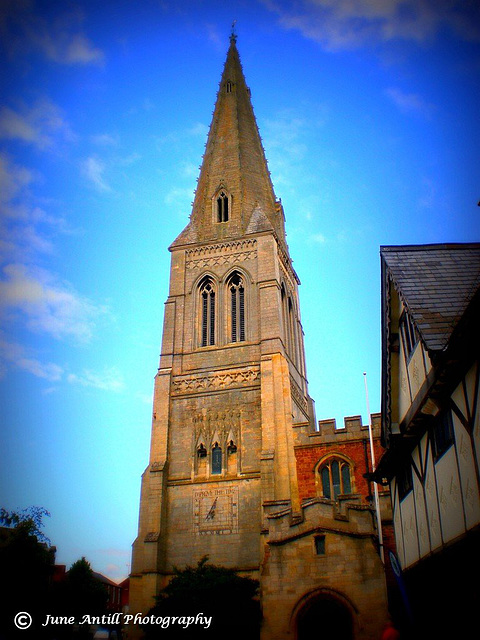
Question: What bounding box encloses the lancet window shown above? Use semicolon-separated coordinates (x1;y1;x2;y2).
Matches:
281;282;298;365
228;272;245;342
217;191;229;222
199;277;216;347
211;443;222;475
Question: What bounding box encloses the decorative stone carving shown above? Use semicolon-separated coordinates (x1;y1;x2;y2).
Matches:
172;365;260;395
185;239;257;270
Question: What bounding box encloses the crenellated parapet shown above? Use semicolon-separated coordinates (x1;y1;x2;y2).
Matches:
294;412;381;447
264;495;376;546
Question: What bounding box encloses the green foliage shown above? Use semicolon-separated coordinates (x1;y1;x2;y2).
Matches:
145;556;261;639
61;556;108;617
0;506;54;637
0;506;51;544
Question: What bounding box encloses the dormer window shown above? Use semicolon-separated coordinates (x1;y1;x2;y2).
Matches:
217;191;229;222
226;81;233;93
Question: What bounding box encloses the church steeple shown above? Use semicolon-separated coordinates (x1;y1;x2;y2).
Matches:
171;36;286;248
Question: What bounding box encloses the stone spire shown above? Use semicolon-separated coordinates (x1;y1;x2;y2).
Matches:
171;35;286;248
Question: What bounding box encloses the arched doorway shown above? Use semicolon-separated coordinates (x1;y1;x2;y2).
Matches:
295;590;355;640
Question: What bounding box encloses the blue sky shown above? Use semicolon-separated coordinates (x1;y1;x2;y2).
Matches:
1;0;479;582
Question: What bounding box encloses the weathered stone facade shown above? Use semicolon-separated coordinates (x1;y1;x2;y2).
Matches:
130;35;388;639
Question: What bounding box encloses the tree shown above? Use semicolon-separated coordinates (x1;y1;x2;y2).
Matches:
145;557;261;640
62;557;108;617
0;507;55;638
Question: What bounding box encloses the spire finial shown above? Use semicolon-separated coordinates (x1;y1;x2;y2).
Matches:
230;20;237;44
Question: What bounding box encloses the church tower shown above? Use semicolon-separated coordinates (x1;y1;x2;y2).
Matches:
130;34;389;640
130;30;314;615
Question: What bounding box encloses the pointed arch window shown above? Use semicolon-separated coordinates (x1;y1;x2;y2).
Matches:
199;277;216;347
319;458;352;500
228;272;245;342
212;443;222;475
217;191;229;222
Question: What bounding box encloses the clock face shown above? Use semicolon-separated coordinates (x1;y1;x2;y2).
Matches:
193;486;238;535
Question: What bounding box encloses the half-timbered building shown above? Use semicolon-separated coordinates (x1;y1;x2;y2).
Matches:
375;243;480;638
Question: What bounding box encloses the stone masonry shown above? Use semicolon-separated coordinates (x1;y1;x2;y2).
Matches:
130;34;388;639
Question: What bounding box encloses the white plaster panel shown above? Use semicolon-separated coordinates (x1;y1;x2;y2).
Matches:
436;447;465;543
475;383;480;470
400;491;419;568
392;480;406;569
419;431;428;476
412;443;430;559
393;503;406;569
398;343;410;423
465;362;478;419
423;347;432;375
407;344;426;403
453;415;480;529
452;378;468;423
424;446;442;551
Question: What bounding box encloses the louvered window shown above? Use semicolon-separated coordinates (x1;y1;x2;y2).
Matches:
229;273;245;342
200;279;215;347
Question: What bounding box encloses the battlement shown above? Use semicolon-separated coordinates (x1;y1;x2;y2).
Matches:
264;496;376;546
293;413;381;447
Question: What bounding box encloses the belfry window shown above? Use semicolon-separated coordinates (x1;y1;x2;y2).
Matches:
200;278;216;347
319;458;352;500
212;443;222;475
217;191;229;222
229;272;245;342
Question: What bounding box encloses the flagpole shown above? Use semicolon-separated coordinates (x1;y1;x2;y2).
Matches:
363;372;384;563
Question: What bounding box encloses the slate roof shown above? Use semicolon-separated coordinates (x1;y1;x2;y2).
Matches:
381;243;480;352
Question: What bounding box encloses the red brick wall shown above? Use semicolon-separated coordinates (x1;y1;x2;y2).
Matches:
295;436;386;503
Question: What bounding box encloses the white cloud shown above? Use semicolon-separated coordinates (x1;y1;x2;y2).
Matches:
0;263;108;343
0;100;74;149
261;108;317;190
2;2;104;65
67;367;125;393
82;156;111;192
164;186;194;208
0;336;63;381
385;87;433;117
0;152;34;206
91;133;120;147
263;0;480;51
156;122;208;148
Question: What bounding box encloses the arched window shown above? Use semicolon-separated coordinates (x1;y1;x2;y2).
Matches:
228;272;245;342
217;191;229;222
199;277;215;347
319;458;352;500
226;81;233;93
212;443;222;475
